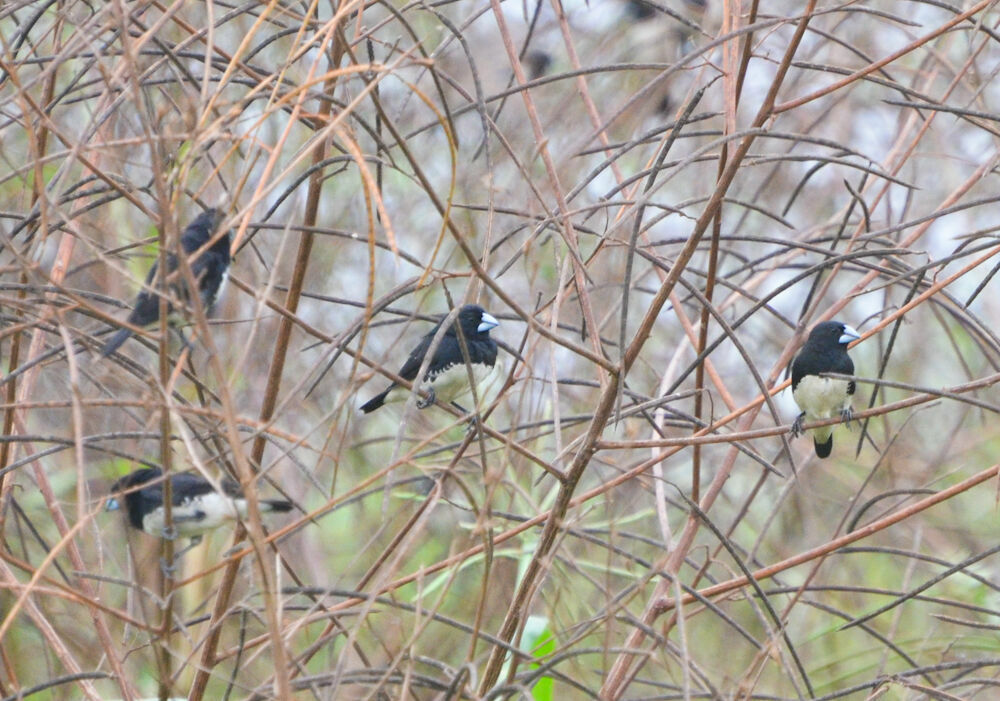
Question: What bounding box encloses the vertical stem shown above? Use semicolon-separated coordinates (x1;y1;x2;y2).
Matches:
187;24;346;701
0;275;24;510
156;218;176;701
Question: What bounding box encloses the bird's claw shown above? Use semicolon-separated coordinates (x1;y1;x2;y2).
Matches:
840;407;855;429
465;414;481;435
790;412;806;438
159;556;177;578
416;388;436;409
161;525;178;541
162;536;202;572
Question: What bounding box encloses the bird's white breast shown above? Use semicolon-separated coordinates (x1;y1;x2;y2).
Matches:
422;359;503;406
793;376;851;419
213;268;229;306
141;492;244;538
203;267;228;310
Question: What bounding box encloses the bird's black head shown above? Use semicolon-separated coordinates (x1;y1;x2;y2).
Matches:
109;467;162;495
183;208;230;256
108;467;163;530
452;304;499;339
806;321;860;348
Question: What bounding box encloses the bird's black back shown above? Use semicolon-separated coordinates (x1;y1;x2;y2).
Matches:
126;209;230;326
111;467;219;530
791;322;855;392
180;208;231;309
101;209;230;357
396;305;498;381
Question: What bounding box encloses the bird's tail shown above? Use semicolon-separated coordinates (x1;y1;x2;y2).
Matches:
100;328;133;358
360;388;391;414
813;426;833;458
261;499;293;513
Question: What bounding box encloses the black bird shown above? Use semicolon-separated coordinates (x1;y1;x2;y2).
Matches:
100;208;230;357
360;304;500;414
790;321;861;458
107;467;292;547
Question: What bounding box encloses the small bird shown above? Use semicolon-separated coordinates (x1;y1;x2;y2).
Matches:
360;304;500;414
100;208;231;357
790;321;861;458
107;467;292;548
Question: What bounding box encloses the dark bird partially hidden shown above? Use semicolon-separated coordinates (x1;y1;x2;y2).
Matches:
107;467;292;553
100;208;230;357
360;304;500;414
790;321;861;458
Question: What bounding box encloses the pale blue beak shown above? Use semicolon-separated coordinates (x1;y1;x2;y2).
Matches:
839;325;861;344
478;313;499;333
106;497;120;512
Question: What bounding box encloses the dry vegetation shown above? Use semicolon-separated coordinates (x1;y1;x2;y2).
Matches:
3;0;1000;699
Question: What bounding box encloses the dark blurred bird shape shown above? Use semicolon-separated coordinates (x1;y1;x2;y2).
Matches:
360;304;500;414
626;0;657;19
100;208;230;357
525;51;552;79
790;321;860;458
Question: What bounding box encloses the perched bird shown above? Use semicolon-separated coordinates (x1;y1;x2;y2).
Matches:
107;467;292;547
100;208;230;357
360;304;500;414
790;321;861;458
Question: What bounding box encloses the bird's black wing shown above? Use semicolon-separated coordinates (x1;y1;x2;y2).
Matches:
126;253;178;326
396;329;444;381
100;254;172;357
790;342;822;389
181;213;227;305
189;247;230;309
398;325;496;381
467;336;498;367
833;353;855;395
791;345;854;392
165;472;218;505
219;477;245;499
790;351;808;392
792;345;828;388
180;224;211;254
359;330;437;411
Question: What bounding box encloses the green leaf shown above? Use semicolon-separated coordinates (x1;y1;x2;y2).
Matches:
524;615;555;701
